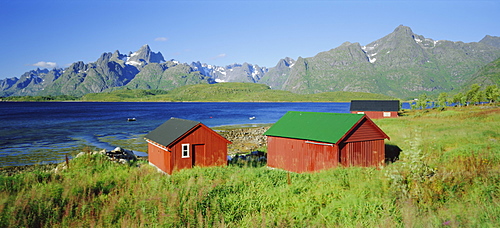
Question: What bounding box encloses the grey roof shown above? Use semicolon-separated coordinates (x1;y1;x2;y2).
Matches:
350;100;400;112
145;117;200;147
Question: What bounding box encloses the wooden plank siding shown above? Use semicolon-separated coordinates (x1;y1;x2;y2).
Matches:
267;136;338;173
265;112;390;173
350;111;398;119
339;140;385;167
170;125;228;174
147;141;171;174
339;118;388;167
342;118;389;142
147;123;229;174
305;141;339;172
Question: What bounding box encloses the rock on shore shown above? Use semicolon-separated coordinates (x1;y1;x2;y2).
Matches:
217;127;269;154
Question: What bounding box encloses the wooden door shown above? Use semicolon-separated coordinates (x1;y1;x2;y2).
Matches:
192;144;205;166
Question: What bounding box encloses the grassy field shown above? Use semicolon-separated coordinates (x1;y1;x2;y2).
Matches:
0;105;499;227
4;82;396;102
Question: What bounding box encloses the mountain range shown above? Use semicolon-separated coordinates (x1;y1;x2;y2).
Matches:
260;25;500;98
1;25;499;99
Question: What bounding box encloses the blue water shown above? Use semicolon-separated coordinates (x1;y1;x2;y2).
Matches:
0;102;352;166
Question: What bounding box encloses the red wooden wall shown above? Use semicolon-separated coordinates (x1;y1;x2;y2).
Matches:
343;118;388;142
148;124;228;174
169;125;228;174
147;141;170;174
267;136;339;173
350;111;398;119
339;140;385;167
340;118;387;167
266;116;388;173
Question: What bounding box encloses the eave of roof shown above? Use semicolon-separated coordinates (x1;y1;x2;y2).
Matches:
337;116;390;142
144;117;200;147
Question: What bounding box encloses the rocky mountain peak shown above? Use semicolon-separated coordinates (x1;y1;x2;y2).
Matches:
479;35;500;48
126;44;165;67
342;41;352;46
1;26;499;99
260;25;500;97
68;61;86;72
96;52;112;66
393;24;414;35
135;45;153;57
387;25;418;43
276;57;295;69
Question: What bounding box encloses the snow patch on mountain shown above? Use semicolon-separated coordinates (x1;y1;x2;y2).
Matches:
362;44;379;64
126;60;143;66
362;46;375;51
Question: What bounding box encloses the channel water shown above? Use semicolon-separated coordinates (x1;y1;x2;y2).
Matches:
1;102;357;167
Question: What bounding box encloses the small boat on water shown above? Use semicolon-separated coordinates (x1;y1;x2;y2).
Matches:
249;116;256;120
127;118;136;121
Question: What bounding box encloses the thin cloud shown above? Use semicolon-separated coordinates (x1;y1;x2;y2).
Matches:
154;37;168;42
31;61;57;68
211;53;227;60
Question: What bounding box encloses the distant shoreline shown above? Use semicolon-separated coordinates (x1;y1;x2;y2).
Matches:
0;100;350;103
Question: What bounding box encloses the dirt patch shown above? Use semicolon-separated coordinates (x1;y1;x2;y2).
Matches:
469;107;500;118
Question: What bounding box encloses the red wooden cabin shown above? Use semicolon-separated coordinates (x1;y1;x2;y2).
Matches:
264;111;389;173
350;100;400;119
145;117;231;174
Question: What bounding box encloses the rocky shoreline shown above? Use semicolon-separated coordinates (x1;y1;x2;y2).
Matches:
217;126;269;154
0;126;270;175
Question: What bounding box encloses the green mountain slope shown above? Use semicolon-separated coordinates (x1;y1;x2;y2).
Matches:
261;25;500;99
81;82;395;102
38;59;137;96
124;62;213;90
466;57;500;86
258;57;295;89
2;26;499;99
480;35;500;49
0;68;62;97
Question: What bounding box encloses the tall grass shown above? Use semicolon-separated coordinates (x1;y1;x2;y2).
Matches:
1;106;499;227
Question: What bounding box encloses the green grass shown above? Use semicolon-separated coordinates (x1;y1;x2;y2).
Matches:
1;105;499;227
2;94;79;102
4;82;397;102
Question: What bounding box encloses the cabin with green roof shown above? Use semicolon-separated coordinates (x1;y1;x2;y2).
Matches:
264;111;389;173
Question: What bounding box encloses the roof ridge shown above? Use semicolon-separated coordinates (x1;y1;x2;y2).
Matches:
170;117;201;123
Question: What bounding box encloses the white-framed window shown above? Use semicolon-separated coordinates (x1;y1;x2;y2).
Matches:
383;112;391;117
181;144;190;158
357;112;364;114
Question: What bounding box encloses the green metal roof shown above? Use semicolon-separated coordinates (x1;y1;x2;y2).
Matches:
264;111;364;144
145;117;200;147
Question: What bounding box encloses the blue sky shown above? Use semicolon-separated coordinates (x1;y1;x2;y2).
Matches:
0;0;499;80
